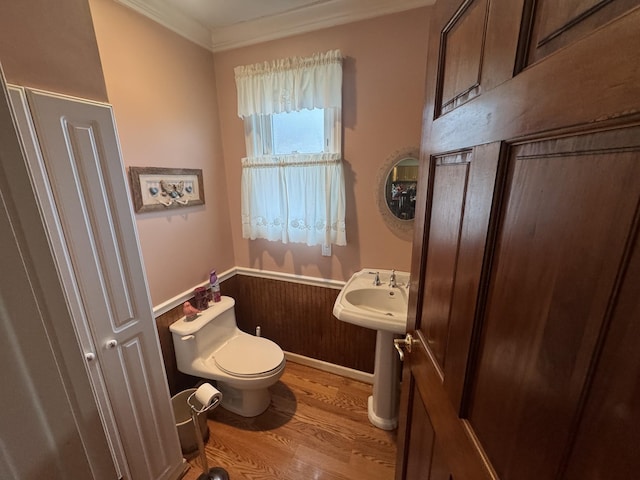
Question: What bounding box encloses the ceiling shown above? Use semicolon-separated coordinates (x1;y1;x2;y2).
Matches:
115;0;435;52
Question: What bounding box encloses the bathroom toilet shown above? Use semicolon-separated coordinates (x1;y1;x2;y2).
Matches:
170;296;285;417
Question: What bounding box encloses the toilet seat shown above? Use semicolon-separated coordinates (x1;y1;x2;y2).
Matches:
215;335;284;378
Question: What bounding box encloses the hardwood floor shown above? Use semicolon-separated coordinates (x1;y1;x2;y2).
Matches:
180;362;397;480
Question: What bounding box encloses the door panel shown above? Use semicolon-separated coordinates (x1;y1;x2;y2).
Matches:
421;152;471;369
399;1;640;479
404;342;494;479
436;0;524;116
403;376;437;480
398;142;503;480
431;443;454;480
442;142;503;410
439;0;488;114
420;144;503;409
15;88;183;480
520;0;639;67
564;219;640;479
468;129;640;480
429;6;640;153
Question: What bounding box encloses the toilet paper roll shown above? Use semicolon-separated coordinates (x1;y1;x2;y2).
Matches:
194;383;222;409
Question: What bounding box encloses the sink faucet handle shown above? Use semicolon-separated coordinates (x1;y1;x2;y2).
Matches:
389;269;397;288
373;271;381;286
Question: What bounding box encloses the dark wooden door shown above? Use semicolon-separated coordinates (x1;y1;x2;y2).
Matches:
396;1;640;479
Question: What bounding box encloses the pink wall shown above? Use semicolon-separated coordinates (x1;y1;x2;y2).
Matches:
89;0;235;305
214;8;431;282
1;1;430;303
0;0;107;101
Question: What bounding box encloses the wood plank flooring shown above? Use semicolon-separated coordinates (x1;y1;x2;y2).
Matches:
181;362;397;480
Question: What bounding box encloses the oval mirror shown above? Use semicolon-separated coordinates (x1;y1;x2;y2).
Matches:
376;147;419;241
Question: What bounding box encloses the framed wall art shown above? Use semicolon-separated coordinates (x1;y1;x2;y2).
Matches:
128;166;205;213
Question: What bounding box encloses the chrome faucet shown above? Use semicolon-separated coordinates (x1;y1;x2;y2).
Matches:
389;269;397;288
373;271;381;286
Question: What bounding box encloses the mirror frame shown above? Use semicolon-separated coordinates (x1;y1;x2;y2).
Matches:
376;146;420;241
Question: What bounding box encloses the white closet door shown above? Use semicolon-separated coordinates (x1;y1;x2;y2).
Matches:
2;74;117;480
11;87;183;480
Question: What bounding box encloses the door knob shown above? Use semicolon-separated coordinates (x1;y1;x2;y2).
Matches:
105;339;118;349
394;333;416;361
85;352;96;361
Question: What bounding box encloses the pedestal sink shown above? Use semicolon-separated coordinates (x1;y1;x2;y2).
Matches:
333;268;409;430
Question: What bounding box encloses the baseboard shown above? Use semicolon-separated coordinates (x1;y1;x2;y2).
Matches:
284;351;373;384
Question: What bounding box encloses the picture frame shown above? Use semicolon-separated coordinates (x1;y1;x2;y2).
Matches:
128;166;205;213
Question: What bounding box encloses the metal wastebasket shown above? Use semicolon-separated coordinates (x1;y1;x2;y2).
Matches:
171;388;210;454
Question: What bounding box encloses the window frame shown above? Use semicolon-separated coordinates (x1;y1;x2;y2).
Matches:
245;107;341;157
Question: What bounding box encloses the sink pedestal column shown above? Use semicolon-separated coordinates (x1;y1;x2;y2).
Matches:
368;330;400;430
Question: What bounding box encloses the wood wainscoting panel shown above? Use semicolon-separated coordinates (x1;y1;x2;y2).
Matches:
156;274;377;396
223;274;377;374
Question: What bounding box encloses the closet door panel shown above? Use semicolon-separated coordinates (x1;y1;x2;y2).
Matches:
22;89;183;480
6;85;119;480
468;127;640;480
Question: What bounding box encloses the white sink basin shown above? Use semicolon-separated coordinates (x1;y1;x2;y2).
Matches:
333;268;409;334
333;268;411;430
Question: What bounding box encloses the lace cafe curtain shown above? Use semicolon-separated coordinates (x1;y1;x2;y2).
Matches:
234;49;346;247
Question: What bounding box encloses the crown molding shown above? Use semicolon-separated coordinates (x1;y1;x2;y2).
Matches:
115;0;213;50
211;0;435;52
115;0;434;53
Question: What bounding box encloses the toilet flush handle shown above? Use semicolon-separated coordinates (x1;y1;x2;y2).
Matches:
181;335;195;341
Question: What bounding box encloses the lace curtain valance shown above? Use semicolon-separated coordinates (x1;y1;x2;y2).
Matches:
234;49;343;118
234;50;346;248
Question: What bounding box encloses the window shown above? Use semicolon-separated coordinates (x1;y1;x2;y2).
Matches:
272;109;325;155
234;50;346;248
246;107;340;156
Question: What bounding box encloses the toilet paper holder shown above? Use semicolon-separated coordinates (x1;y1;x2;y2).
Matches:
186;383;229;480
187;383;221;413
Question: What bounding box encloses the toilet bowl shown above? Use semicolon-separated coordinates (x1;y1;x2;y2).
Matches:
170;296;285;417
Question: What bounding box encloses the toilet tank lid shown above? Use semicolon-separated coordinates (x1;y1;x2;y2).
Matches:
169;296;235;336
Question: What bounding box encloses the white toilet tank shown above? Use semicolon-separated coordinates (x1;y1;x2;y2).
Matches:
170;296;240;369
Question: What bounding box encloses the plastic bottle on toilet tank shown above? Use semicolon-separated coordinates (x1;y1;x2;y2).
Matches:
210;270;221;303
